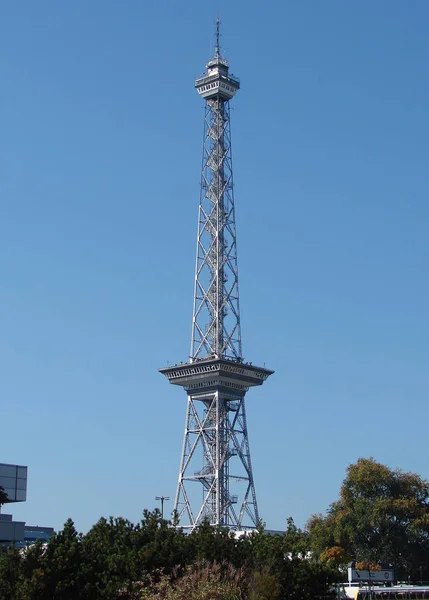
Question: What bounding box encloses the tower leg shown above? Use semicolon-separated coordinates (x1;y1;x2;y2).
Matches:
173;390;259;531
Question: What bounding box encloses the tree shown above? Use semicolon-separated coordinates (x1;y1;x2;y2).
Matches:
0;486;8;508
307;457;429;580
0;547;22;600
28;518;86;600
248;519;337;599
0;507;339;599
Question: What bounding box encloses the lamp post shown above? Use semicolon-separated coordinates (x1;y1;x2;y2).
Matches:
155;496;169;519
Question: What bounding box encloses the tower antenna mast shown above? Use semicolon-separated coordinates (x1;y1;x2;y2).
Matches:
215;18;221;58
160;21;273;531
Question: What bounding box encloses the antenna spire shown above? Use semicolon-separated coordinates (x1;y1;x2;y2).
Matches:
215;18;221;58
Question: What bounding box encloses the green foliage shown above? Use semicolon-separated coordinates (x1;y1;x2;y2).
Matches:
139;560;244;600
0;509;336;600
22;518;86;600
14;457;429;598
0;486;8;506
0;547;22;600
307;457;429;581
247;519;337;600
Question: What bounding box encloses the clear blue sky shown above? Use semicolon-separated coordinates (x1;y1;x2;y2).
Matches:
2;1;429;533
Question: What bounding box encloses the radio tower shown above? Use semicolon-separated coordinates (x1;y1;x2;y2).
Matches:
160;20;273;531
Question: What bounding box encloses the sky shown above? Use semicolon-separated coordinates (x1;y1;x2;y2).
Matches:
1;0;429;534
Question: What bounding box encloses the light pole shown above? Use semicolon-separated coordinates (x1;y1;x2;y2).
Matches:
155;496;169;519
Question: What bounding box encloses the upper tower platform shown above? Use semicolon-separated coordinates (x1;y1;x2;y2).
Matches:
195;19;240;100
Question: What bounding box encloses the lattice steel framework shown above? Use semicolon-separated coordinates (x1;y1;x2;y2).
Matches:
160;21;273;532
191;96;241;361
176;388;258;529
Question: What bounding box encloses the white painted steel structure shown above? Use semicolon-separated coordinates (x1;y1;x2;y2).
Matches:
160;21;273;532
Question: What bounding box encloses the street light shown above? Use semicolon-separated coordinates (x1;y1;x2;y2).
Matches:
155;496;169;519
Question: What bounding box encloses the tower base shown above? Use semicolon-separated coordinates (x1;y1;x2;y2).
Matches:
160;359;273;530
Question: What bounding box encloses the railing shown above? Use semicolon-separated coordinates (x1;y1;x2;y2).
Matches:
195;73;240;87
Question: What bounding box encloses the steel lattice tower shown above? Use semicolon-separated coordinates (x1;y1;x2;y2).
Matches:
160;21;273;531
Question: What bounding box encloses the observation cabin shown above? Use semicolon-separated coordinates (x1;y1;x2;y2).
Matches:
195;53;240;100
